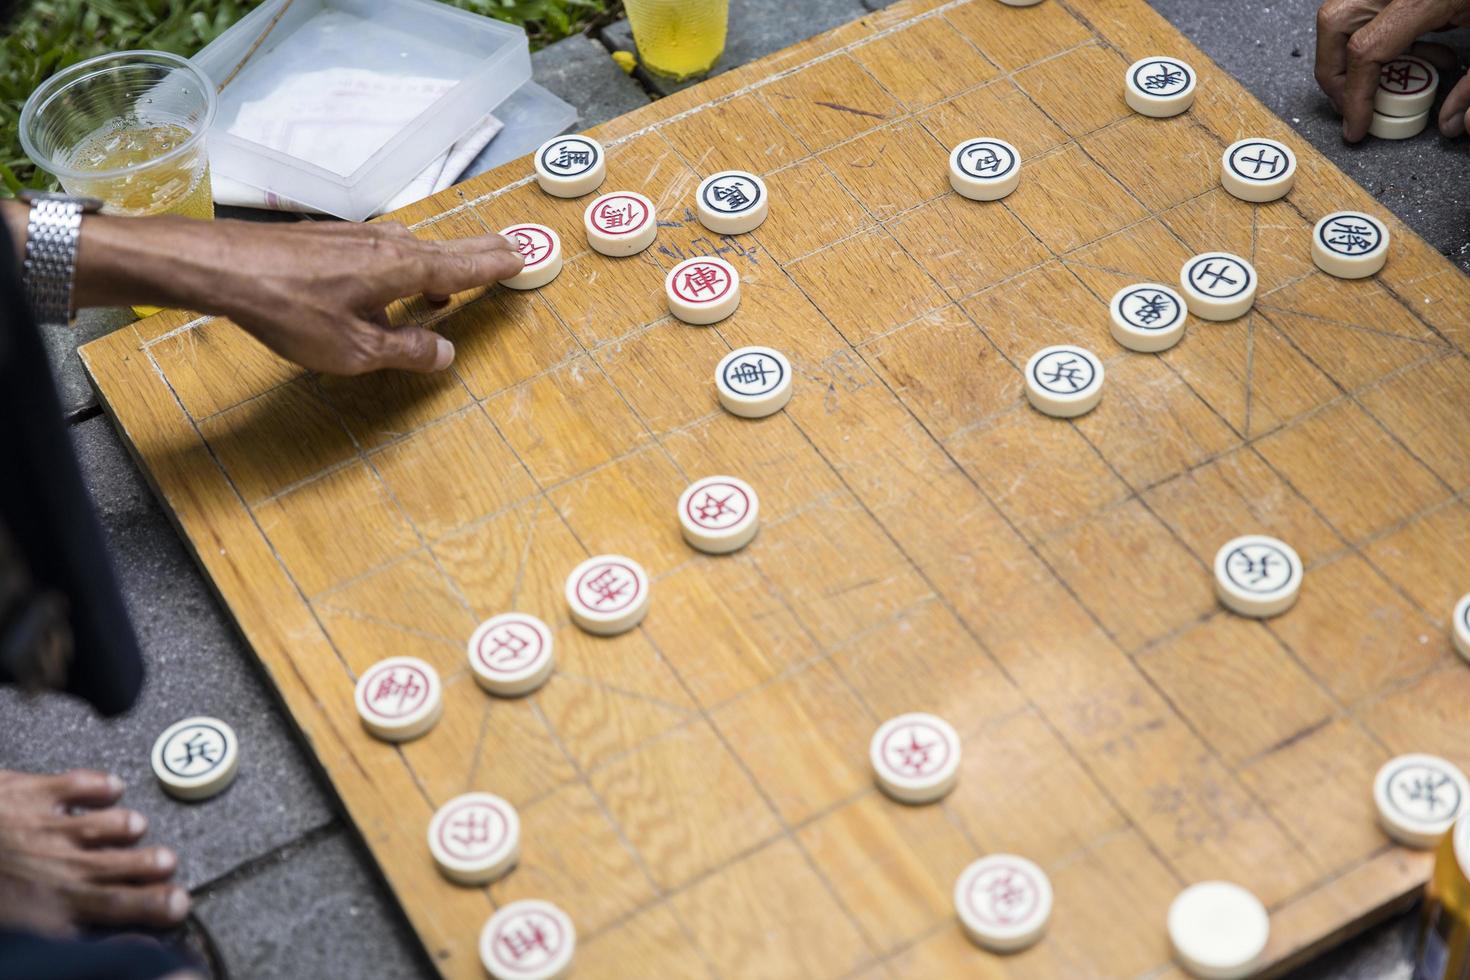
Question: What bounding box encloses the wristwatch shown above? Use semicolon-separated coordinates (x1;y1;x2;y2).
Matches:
17;189;103;327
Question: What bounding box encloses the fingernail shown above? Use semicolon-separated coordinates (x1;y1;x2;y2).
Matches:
127;811;146;835
167;887;191;921
106;774;124;794
433;337;455;371
154;848;176;871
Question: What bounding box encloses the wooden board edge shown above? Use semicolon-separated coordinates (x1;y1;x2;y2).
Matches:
79;329;494;979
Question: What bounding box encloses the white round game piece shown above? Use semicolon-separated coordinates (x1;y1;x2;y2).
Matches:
1024;344;1104;418
468;613;555;697
678;475;759;554
1220;137;1296;203
1311;211;1389;280
499;224;563;291
1179;252;1256;321
1375;56;1438;117
715;345;792;419
1213;534;1302;618
480;899;576;980
1373;753;1470;849
565;555;650;636
953;854;1053;953
948;138;1021;201
869;712;961;804
150;717;239;801
995;0;1045;6
665;255;740;325
533;135;605;198
1452;593;1470;664
1124;56;1196;118
584;191;656;257
428;792;520;885
354;656;443;742
1109;282;1188;352
1168;881;1269;980
1370;109;1428;140
695;170;769;235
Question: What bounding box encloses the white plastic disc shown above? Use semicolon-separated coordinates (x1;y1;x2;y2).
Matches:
870;712;961;804
584;191;656;257
354;656;443;742
1311;211;1389;280
1168;881;1269;980
678;476;759;554
948;138;1021;201
1213;534;1302;619
995;0;1045;6
468;613;556;697
1180;252;1256;321
1109;283;1188;352
565;555;650;636
1374;753;1470;849
1024;345;1104;418
150;717;239;801
665;256;741;325
533;135;605;199
1375;56;1438;117
1370;109;1428;140
695;171;769;235
428;792;521;885
953;854;1053;953
1453;593;1470;664
715;345;792;419
1220;138;1296;203
480;899;576;980
499;224;563;291
1124;57;1196;118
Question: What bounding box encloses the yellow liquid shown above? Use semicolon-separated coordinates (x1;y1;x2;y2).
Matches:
1417;818;1470;979
69;123;214;315
626;0;728;80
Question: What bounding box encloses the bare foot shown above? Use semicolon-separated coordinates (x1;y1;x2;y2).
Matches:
0;769;189;935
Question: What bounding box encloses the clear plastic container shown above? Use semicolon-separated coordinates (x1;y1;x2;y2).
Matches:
192;0;531;220
461;82;577;180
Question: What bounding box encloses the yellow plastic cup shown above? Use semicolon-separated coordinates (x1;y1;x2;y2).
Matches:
625;0;729;81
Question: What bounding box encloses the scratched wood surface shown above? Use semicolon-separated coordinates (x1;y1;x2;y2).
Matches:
81;0;1470;975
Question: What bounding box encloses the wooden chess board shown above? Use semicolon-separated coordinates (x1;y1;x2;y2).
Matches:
81;0;1470;975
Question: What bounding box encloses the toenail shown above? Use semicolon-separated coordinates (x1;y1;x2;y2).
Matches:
167;888;190;920
126;812;146;835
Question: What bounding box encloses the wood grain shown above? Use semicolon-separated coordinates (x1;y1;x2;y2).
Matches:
80;0;1470;975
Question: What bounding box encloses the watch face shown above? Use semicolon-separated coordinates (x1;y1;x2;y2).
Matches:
19;190;104;212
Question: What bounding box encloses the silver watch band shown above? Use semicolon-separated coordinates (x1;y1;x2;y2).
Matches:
22;198;86;327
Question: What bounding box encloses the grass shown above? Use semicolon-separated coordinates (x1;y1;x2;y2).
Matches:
1;0;607;193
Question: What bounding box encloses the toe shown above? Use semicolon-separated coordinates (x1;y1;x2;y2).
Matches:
62;808;147;847
47;770;125;809
71;882;191;928
70;845;177;883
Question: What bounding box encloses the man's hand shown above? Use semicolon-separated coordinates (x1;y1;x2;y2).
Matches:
73;213;524;375
1315;0;1470;141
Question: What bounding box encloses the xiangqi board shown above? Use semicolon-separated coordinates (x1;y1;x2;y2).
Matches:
82;0;1470;975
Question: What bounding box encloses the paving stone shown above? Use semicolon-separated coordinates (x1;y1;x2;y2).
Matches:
1283;910;1417;980
42;306;132;420
0;416;334;890
533;34;651;129
194;826;431;979
599;0;869;97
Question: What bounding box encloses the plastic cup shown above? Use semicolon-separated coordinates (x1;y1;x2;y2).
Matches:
21;50;216;221
625;0;729;81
